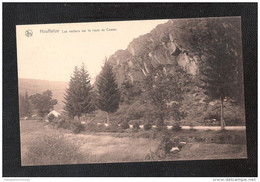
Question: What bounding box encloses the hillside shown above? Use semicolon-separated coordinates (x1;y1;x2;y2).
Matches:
104;18;245;126
105;20;205;124
18;78;68;112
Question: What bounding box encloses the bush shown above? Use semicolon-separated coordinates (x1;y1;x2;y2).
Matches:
133;122;140;130
72;122;85;134
156;124;167;132
23;134;86;166
203;101;245;126
143;112;155;124
85;123;106;132
143;122;152;131
120;121;130;129
106;122;123;133
53;117;73;130
145;132;180;160
47;114;55;122
113;101;154;122
49;117;86;134
172;123;182;131
189;123;196;131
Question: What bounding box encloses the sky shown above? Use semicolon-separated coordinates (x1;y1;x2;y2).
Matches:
16;19;168;83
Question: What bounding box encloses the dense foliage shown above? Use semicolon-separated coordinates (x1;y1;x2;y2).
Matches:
170;17;243;128
144;64;188;126
29;90;57;117
19;92;31;117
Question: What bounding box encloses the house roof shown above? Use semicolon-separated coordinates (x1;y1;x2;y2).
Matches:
48;110;60;117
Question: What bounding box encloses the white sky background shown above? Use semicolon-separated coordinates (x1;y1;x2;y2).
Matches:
16;19;168;83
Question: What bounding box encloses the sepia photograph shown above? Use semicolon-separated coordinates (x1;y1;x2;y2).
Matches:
16;17;247;166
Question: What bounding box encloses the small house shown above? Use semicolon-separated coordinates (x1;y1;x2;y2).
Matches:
48;110;60;117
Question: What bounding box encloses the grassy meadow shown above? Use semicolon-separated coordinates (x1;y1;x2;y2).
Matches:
20;120;247;166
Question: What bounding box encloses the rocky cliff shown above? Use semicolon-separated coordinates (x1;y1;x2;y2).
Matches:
105;19;245;125
107;20;198;86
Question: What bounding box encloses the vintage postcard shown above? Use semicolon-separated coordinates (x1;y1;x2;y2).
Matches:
16;17;247;166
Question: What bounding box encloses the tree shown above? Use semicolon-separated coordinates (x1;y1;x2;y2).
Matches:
29;90;57;117
19;92;32;117
120;81;142;104
171;17;243;129
63;64;95;119
79;63;95;116
96;62;120;123
64;66;80;118
144;64;187;126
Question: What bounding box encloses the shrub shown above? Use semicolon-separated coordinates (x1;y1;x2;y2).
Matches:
143;112;155;124
172;123;182;131
143;122;152;131
145;132;180;160
120;121;130;129
156;122;167;131
85;123;106;132
189;123;196;131
203;102;245;126
57;118;74;130
47;114;55;122
106;122;123;133
113;101;153;122
133;122;140;130
72;122;85;134
22;134;86;166
49;117;86;134
224;117;244;126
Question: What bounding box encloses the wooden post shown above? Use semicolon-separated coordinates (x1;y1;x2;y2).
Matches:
220;98;226;130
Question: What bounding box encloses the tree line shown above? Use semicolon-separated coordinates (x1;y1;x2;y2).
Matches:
19;90;57;118
19;62;121;123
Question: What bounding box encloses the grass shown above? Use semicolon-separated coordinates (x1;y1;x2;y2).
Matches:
65;132;158;163
23;133;86;166
146;142;247;161
20;120;158;165
20;120;247;166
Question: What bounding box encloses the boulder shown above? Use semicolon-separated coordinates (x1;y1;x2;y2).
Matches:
179;142;187;146
170;147;180;153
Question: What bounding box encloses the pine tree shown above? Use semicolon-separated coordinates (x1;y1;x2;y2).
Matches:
64;66;80;118
63;64;94;119
96;63;120;123
79;64;95;116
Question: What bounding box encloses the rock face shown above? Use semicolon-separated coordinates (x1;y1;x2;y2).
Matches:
106;20;206;124
107;20;199;86
105;19;245;126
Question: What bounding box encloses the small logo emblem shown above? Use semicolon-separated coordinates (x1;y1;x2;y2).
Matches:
25;29;33;37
